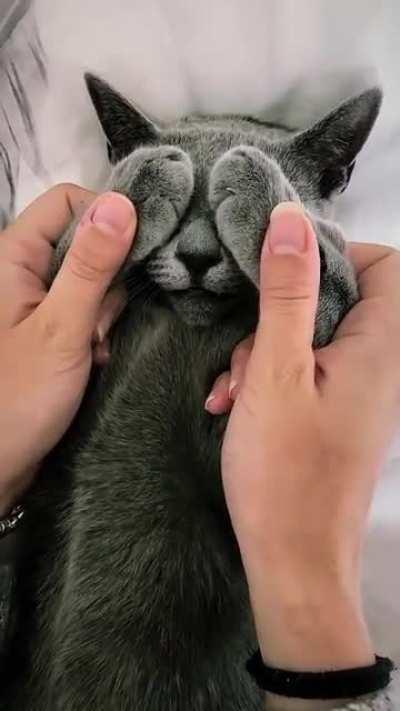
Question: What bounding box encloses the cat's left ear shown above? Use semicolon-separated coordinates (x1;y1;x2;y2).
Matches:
85;73;160;163
290;87;382;198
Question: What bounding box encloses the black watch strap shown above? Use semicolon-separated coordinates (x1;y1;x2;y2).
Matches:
246;649;394;700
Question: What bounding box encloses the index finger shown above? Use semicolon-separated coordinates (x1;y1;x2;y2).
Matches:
348;241;400;302
348;242;397;274
5;183;97;245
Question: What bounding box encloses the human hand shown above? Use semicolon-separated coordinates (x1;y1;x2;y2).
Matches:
0;186;136;516
209;203;400;707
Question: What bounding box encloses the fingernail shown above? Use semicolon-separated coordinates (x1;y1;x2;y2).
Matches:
268;203;307;255
95;311;113;344
94;323;105;344
84;192;135;238
229;380;238;400
205;393;216;411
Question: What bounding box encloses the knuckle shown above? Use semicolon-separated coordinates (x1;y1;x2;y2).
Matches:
265;275;313;311
267;357;310;389
50;181;81;197
48;182;92;219
267;293;312;322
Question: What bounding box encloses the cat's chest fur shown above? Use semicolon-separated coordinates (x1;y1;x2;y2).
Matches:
74;300;250;524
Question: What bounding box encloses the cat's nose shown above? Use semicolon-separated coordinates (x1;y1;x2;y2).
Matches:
176;247;221;277
176;217;222;277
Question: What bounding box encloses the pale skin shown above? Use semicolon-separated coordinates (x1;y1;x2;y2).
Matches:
0;185;136;515
1;187;400;709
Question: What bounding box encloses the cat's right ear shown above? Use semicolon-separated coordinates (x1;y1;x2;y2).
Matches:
85;74;159;163
288;87;382;198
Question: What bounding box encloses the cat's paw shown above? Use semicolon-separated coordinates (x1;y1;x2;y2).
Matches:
311;215;358;347
209;145;297;285
111;146;194;263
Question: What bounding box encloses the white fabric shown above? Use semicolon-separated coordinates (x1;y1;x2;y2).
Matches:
14;0;400;668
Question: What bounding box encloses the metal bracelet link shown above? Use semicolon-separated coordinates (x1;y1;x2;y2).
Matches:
0;504;25;538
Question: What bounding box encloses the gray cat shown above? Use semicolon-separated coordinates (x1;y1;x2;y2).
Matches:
0;75;381;711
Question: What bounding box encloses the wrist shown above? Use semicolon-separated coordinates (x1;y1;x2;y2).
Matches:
245;557;374;673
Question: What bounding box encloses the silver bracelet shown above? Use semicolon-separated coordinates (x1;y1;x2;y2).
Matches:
0;504;25;539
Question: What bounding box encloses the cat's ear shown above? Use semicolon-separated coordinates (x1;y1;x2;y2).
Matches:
290;87;382;198
85;73;159;163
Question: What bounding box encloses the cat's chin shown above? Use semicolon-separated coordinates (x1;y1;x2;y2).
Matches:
166;290;233;327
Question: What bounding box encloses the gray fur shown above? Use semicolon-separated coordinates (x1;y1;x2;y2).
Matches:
1;76;382;710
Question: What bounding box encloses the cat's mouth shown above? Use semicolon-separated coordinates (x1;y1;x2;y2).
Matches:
169;287;233;300
166;287;235;326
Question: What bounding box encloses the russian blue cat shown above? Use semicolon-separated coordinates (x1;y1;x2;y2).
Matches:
0;75;381;710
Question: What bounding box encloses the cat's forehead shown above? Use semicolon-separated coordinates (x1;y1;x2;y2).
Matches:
159;117;288;171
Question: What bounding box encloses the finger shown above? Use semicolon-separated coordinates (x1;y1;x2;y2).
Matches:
0;262;46;328
229;334;254;399
250;202;320;383
37;192;136;350
93;338;111;366
0;225;53;281
5;183;96;245
93;286;128;344
349;243;400;303
348;242;397;275
205;372;232;415
320;244;400;374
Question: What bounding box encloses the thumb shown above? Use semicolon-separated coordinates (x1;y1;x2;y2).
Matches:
250;202;320;382
40;192;136;348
